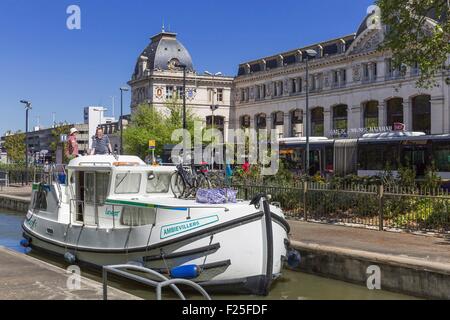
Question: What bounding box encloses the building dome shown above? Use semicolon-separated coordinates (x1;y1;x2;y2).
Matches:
133;31;194;77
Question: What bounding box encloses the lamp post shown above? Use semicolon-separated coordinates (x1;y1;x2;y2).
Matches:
119;87;129;155
176;63;188;163
304;49;317;176
204;71;222;169
20;100;32;184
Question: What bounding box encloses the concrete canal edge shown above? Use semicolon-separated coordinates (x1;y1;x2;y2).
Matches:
290;240;450;300
0;246;140;300
0;194;30;212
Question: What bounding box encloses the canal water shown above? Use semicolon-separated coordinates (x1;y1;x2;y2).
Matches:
0;210;418;300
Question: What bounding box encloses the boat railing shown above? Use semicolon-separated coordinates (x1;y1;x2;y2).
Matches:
102;264;211;300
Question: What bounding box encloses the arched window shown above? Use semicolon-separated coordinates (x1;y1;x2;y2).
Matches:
255;113;267;129
386;98;403;129
363;101;379;128
273;111;284;127
206;115;225;133
273;111;284;138
240;115;251;128
412;95;431;134
332;105;348;131
291;109;303;137
311;107;324;136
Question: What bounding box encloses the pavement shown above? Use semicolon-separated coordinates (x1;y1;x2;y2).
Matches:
0;185;32;201
0;247;139;300
288;220;450;268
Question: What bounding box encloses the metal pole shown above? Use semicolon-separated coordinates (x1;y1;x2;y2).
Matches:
25;107;29;184
211;75;215;170
182;66;187;164
120;89;123;155
305;56;310;176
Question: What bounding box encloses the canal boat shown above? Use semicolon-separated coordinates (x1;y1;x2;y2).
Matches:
21;155;290;295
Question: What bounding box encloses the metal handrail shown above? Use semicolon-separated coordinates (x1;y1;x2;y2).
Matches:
102;264;211;300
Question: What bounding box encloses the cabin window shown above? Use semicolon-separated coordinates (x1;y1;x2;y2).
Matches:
115;173;141;194
121;207;156;226
84;172;110;206
146;172;171;193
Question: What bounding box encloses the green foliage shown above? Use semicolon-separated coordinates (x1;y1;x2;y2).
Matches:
3;132;25;164
123;100;200;160
376;0;450;88
50;125;71;163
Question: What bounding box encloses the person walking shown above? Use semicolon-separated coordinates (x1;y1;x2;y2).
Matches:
90;128;112;155
66;127;79;160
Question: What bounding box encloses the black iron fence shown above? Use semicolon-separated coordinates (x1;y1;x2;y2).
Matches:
0;167;49;186
232;182;450;234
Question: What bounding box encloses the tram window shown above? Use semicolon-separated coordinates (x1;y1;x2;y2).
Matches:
383;144;399;170
115;173;141;194
358;145;383;170
433;142;450;172
121;206;156;226
325;147;334;171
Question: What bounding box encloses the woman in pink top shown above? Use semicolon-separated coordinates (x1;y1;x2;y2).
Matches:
66;127;79;160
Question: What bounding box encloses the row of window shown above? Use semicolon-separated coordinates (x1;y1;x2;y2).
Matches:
237;59;422;104
239;95;432;137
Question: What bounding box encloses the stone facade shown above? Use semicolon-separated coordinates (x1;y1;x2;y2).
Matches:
232;17;450;139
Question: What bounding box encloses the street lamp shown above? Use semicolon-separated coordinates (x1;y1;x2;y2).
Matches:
204;71;222;169
20;100;32;184
175;63;188;163
119;86;129;155
304;49;317;176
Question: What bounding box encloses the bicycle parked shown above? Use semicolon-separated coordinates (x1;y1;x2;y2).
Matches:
170;162;212;198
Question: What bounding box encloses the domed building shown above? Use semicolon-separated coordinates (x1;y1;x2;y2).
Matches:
128;30;234;139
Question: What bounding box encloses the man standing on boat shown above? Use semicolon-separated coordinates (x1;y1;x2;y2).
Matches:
90;127;112;155
66;127;79;160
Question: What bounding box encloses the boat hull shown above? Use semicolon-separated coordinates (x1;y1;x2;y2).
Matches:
22;207;289;296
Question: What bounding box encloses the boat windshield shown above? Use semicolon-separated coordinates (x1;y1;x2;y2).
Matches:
115;172;141;194
146;171;171;193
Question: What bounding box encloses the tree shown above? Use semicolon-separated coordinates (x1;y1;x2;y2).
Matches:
376;0;450;88
4;132;25;164
123;100;200;160
50;124;71;162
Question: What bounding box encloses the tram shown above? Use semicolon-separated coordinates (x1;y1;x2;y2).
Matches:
279;132;450;180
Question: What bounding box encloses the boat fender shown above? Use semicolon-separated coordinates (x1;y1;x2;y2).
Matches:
170;264;200;279
287;249;301;268
64;252;76;264
19;238;30;248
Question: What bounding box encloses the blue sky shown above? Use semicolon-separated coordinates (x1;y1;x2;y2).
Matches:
0;0;374;133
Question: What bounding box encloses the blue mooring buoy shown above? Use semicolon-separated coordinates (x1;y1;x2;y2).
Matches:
64;252;76;264
19;239;30;248
170;264;200;279
287;249;301;268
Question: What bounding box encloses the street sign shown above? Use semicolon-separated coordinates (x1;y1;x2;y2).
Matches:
149;140;156;150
